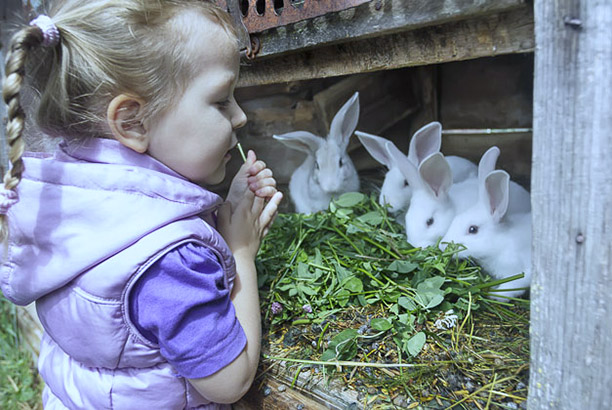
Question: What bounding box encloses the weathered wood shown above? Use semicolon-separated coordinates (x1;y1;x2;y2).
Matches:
238;6;534;87
441;129;532;189
235;378;329;409
439;54;534;129
250;0;526;58
312;71;420;146
259;361;361;409
529;1;612;409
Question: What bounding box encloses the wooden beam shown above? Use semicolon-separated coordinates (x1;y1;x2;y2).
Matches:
250;0;527;58
238;6;534;87
529;1;612;409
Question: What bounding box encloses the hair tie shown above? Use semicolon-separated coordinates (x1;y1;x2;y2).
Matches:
29;15;60;47
0;188;19;215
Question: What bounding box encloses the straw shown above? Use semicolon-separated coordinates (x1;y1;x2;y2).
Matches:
237;143;247;162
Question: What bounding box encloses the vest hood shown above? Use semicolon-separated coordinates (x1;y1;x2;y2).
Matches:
1;138;223;305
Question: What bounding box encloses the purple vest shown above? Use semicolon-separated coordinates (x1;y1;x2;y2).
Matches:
1;139;236;409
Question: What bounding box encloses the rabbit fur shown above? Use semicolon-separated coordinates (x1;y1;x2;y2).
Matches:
391;144;531;249
440;170;532;301
402;152;479;249
355;122;476;215
273;92;361;214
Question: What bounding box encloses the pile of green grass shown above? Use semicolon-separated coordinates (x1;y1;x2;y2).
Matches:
256;193;530;408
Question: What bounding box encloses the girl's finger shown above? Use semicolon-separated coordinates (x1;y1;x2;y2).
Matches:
251;195;265;215
259;192;283;228
262;208;280;237
247;168;273;182
247;149;257;163
248;160;267;176
249;177;277;192
255;186;278;198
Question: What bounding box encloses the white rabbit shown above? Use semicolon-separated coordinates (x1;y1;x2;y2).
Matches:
273;92;361;214
396;146;531;249
355;122;476;214
400;151;479;249
440;170;531;301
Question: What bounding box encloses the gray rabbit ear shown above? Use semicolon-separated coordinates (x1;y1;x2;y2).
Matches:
408;121;442;166
329;91;360;149
483;170;510;223
355;131;394;168
385;141;421;189
273;131;322;155
418;152;452;199
478;146;501;183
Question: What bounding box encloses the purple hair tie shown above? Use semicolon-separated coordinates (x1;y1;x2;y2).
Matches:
29;15;60;47
0;188;18;215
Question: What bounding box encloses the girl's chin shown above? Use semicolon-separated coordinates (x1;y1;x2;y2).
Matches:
199;168;226;186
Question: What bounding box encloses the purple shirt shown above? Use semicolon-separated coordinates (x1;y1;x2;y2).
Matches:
129;243;247;379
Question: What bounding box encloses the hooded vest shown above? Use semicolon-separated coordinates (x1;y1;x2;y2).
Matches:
1;139;236;409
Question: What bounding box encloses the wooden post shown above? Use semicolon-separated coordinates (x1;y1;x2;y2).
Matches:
530;1;612;409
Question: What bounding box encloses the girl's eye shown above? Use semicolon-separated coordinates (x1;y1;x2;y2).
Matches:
468;225;479;234
217;99;231;108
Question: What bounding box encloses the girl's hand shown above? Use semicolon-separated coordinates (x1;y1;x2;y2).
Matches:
226;150;277;212
217;189;283;259
245;150;277;198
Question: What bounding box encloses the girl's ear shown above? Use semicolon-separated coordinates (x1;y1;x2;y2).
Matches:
107;94;148;153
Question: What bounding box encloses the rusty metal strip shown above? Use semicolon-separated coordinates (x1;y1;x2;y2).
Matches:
217;0;371;33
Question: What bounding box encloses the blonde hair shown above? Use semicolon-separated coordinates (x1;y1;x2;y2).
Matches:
1;0;239;242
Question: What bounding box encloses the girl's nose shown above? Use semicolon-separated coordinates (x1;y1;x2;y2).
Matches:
233;103;247;130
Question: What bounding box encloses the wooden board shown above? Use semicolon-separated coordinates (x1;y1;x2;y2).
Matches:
528;1;612;409
249;0;527;59
234;378;330;410
238;6;534;87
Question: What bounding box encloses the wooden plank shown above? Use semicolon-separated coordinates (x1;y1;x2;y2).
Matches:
440;129;532;189
250;0;526;58
238;6;534;87
529;1;612;409
260;362;361;409
235;378;329;410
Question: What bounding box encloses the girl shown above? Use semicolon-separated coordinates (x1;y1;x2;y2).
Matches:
1;1;283;408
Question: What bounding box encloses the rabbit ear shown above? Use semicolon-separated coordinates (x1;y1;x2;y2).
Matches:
478;146;501;183
273;131;322;155
408;122;442;166
418;152;452;199
329;92;360;150
355;130;394;168
385;140;421;189
478;146;501;200
483;170;510;223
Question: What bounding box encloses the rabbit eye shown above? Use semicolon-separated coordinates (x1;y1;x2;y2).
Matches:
404;180;409;187
468;225;479;234
339;158;344;167
426;217;434;227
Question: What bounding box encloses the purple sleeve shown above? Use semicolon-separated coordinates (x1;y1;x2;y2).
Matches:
128;243;247;379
